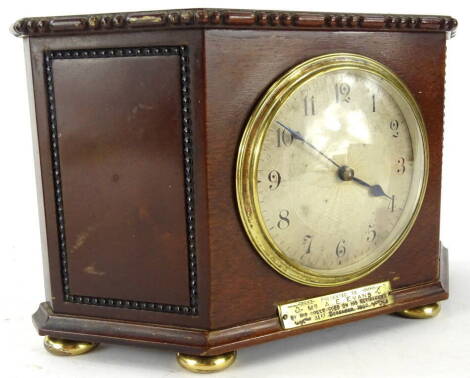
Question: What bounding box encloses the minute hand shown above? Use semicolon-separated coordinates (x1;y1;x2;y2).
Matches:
276;120;392;200
276;121;340;169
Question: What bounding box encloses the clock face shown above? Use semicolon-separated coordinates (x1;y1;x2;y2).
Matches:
237;54;428;286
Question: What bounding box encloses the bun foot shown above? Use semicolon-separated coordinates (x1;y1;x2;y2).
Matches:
396;302;441;319
43;336;99;356
176;351;237;373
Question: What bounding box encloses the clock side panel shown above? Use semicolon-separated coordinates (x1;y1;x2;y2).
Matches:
26;30;211;328
204;29;446;329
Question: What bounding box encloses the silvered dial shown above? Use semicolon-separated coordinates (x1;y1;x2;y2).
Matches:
255;66;426;279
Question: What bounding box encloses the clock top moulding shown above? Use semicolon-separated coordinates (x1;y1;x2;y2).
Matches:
11;8;456;358
12;9;457;37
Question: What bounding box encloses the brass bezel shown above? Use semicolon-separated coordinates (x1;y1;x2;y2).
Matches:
236;53;429;287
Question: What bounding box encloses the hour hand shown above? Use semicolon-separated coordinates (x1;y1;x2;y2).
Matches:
352;177;391;199
369;184;389;198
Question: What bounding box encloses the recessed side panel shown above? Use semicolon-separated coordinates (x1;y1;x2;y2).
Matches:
50;49;192;309
26;30;208;328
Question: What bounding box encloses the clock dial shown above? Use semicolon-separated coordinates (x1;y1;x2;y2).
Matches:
237;54;427;286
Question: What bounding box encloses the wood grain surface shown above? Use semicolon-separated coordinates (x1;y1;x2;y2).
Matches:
33;247;449;356
205;30;446;329
19;14;452;354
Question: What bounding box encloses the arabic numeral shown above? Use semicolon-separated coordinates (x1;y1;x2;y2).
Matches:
304;96;315;116
268;170;281;190
277;209;290;230
335;83;351;103
336;239;346;258
303;235;313;254
390;120;399;137
277;128;294;147
388;195;396;212
395;157;406;174
366;225;377;242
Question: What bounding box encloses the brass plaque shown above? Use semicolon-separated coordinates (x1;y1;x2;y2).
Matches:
278;281;394;329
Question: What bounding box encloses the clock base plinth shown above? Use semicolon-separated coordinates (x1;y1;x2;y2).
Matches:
176;351;237;373
395;302;441;319
43;335;99;356
33;246;449;358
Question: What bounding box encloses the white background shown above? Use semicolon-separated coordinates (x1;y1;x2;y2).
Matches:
1;1;469;377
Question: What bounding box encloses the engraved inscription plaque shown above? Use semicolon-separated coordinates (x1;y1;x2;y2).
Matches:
278;281;394;329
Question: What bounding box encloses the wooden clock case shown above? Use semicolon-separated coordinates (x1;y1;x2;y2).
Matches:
12;8;456;366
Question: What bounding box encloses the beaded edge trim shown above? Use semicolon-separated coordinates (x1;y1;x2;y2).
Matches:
13;9;457;37
44;46;198;315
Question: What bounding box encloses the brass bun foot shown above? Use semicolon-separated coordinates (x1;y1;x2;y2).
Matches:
176;351;237;373
396;302;441;319
44;336;99;356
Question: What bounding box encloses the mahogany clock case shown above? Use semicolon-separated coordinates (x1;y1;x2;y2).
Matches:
12;9;456;356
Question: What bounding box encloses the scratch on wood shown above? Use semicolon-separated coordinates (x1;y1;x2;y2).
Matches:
70;225;96;253
83;263;106;276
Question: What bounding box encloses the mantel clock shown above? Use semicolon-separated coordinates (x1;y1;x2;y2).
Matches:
12;8;457;373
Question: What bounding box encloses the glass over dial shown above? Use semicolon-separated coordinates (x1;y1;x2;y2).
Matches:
237;54;427;286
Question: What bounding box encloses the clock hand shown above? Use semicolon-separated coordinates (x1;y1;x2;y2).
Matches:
352;177;392;200
276;120;392;200
276;121;341;169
